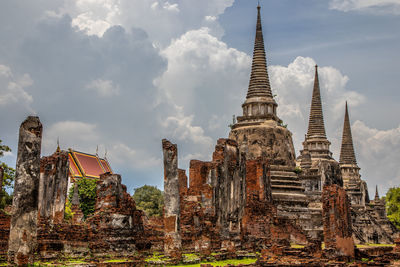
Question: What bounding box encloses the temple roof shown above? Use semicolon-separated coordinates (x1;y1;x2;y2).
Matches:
339;102;357;165
246;5;275;102
68;149;113;179
306;65;327;139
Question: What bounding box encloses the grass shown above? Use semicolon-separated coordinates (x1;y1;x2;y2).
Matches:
356;243;395;248
145;252;167;264
104;258;130;263
171;258;257;267
182;253;200;262
291;245;304;249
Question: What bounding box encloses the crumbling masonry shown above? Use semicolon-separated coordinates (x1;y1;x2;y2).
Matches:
8;116;42;265
0;4;399;266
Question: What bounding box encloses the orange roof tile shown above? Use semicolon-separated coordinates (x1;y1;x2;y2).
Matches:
68;150;113;179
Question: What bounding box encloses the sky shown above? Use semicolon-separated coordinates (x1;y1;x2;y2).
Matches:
0;0;399;197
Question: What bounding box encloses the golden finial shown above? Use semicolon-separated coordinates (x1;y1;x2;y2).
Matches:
56;137;60;153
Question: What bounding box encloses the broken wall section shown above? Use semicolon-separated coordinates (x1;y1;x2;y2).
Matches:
39;151;69;224
167;138;311;256
87;173;145;255
322;184;355;259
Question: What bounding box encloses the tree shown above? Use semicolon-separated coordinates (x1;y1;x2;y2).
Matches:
68;178;98;218
132;185;164;217
386;187;400;230
0;140;15;210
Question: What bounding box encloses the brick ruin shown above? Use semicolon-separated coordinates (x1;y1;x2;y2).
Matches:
322;184;355;259
8;116;42;265
1;4;400;266
162;138;309;255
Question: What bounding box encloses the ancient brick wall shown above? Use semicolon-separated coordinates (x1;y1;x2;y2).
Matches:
172;138;310;255
35;171;147;260
37;219;89;260
87;173;145;255
39;151;69;224
241;158;274;250
322;184;355;258
143;216;164;251
0;211;10;260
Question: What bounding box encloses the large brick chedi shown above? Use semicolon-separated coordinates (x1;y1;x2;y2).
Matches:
39;151;69;224
322;184;355;258
162;139;182;258
228;5;310;238
8;116;43;265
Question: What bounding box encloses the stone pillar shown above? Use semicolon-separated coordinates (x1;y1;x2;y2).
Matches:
38;151;69;224
162;139;182;259
8;116;42;265
322;184;355;259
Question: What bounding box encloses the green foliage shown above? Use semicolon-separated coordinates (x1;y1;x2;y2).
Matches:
0;191;12;210
386;187;400;229
294;166;302;174
64;200;73;222
278;119;288;128
132;185;163;217
68;178;98;218
0;140;11;158
0;140;15;210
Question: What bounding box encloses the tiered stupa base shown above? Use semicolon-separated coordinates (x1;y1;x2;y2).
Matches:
229;121;321;240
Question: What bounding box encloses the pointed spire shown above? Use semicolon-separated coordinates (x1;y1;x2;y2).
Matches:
56;137;60;153
246;5;274;100
340;102;357;165
307;65;327;138
375;185;380;200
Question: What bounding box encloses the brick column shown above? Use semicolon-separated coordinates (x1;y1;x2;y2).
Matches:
162;139;182;259
8;116;42;265
322;184;355;259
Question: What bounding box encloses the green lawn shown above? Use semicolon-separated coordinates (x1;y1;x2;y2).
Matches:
356;243;395;248
171;258;257;267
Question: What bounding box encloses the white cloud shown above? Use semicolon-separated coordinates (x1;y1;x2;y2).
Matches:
155;27;250;120
330;0;400;14
72;12;111;36
43;121;100;154
85;79;120;97
0;64;33;109
62;0;234;44
205;15;217;22
161;105;213;148
352;120;400;195
109;143;162;169
163;2;180;12
269;56;365;156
